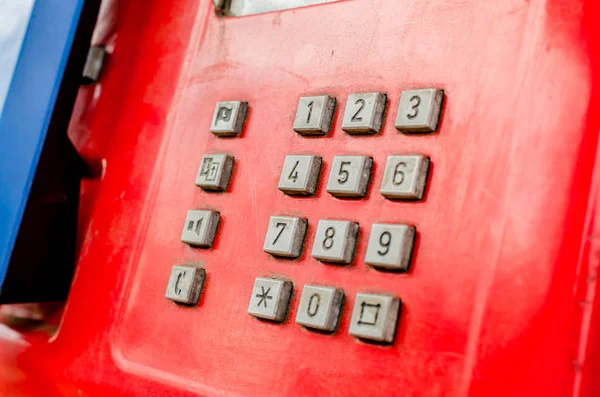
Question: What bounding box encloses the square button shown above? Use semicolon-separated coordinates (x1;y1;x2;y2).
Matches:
364;223;415;271
165;265;205;305
278;155;322;196
311;220;359;264
181;210;220;247
349;293;401;344
326;155;373;198
248;278;293;322
295;284;344;332
380;155;429;200
263;216;307;258
293;95;336;136
341;92;387;134
395;88;444;133
210;101;248;137
195;153;234;191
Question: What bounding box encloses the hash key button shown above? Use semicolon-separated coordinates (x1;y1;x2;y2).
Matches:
349;293;401;344
248;278;293;322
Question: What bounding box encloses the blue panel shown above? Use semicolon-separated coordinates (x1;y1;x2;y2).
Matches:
0;0;85;289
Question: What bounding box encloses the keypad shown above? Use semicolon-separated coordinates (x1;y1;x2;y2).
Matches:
278;155;322;196
195;153;234;191
210;101;248;137
395;88;444;133
349;293;401;343
165;265;205;305
312;220;359;264
247;277;293;322
341;92;387;134
293;95;336;135
364;223;415;271
263;216;307;258
380;155;429;200
181;210;220;247
326;155;373;198
295;285;344;332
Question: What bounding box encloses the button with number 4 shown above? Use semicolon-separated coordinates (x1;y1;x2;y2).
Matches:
278;155;322;196
263;216;308;258
365;223;415;271
312;219;359;264
327;155;373;198
395;88;444;133
380;155;429;200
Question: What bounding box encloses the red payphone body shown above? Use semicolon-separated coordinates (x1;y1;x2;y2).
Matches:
2;0;600;396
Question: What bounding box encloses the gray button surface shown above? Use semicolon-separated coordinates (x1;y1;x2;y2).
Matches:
326;155;373;198
210;101;248;137
293;95;336;135
278;155;322;196
341;92;387;134
295;284;344;332
349;293;401;343
365;223;415;271
395;88;444;133
380;155;429;200
181;210;220;247
248;278;293;322
311;220;359;264
195;153;234;191
263;216;307;258
165;265;205;305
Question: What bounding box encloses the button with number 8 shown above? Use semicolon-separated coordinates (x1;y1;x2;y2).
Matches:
364;223;415;271
312;219;359;264
278;155;322;196
380;155;429;200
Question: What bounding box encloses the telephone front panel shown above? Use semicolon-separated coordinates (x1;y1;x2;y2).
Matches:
9;0;600;396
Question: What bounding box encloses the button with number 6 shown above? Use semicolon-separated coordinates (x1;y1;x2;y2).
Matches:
380;155;430;200
364;223;415;271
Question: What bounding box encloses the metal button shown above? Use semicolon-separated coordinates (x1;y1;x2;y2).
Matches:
341;92;387;134
248;277;293;322
311;220;359;264
364;223;415;271
263;216;307;258
278;155;322;196
293;95;336;136
326;155;373;198
210;101;248;137
295;284;344;332
181;210;220;247
395;88;444;133
349;293;401;343
380;155;429;200
165;265;205;305
195;153;234;191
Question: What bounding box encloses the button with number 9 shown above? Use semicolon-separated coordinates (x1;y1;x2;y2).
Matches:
364;223;415;271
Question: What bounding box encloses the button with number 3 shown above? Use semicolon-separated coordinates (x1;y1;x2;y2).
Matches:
380;155;430;200
327;155;373;198
312;219;359;264
395;88;444;133
364;223;415;271
278;155;322;196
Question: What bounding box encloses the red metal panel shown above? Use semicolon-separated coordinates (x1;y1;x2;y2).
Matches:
3;0;600;395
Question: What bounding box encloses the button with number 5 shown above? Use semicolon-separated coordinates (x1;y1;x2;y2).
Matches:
380;155;430;200
395;88;444;133
327;155;373;198
364;223;415;271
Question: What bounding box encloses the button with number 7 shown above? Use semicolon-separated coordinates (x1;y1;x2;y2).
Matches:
263;216;308;258
364;223;415;271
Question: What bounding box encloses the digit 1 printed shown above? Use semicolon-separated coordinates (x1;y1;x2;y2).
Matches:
306;101;314;124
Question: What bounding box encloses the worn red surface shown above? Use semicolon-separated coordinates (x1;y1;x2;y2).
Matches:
2;0;600;395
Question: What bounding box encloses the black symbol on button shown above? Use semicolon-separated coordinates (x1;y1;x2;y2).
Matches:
174;271;186;296
200;158;220;182
187;217;203;236
215;106;233;125
256;286;273;308
357;302;381;326
307;293;321;317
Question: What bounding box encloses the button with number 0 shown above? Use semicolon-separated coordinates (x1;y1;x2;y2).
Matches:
311;219;359;264
293;95;336;136
296;284;344;332
364;223;415;271
278;155;322;196
326;155;373;198
380;155;429;200
395;88;444;133
341;92;387;134
263;216;308;258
